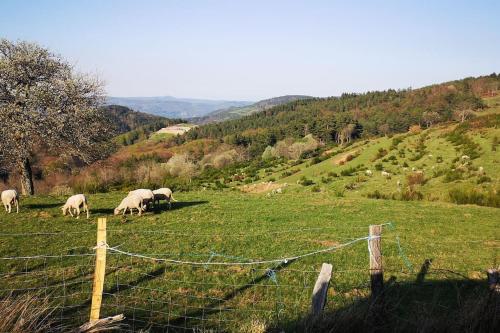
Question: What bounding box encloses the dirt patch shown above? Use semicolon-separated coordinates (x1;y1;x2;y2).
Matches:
240;182;283;194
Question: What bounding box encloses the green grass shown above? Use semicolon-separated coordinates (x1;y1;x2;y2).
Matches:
1;190;498;331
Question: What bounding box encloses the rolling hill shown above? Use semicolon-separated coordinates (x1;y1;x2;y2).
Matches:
199;95;313;123
106;96;253;119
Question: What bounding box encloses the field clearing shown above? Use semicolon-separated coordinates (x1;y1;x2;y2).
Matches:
1;190;498;331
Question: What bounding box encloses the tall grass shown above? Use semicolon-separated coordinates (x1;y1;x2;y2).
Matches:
449;187;500;208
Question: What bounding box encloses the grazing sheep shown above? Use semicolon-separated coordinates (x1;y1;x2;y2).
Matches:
412;167;416;171
152;188;177;209
365;169;373;176
128;189;155;210
62;194;89;219
396;180;402;187
381;171;391;178
461;155;470;161
114;194;144;216
1;189;19;214
478;166;485;175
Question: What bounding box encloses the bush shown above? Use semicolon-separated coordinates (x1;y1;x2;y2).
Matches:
328;171;338;178
298;176;314;186
399;187;424;201
443;169;463;182
407;172;426;186
372;148;388;161
341;167;356;177
366;190;389;199
477;176;492;184
449;188;500;208
321;176;332;184
311;185;321;192
375;163;383;171
436;156;443;163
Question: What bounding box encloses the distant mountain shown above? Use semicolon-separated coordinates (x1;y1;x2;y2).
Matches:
199;95;314;123
106;96;253;119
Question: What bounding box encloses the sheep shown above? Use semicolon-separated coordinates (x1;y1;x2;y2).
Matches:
365;169;373;176
114;194;144;216
1;189;19;214
128;189;155;210
152;188;177;209
396;180;402;187
381;171;391;178
478;166;485;175
62;194;89;219
461;155;470;161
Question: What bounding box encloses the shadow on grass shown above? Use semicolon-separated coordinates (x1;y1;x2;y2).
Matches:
90;201;208;216
269;261;499;333
151;200;209;214
24;202;62;209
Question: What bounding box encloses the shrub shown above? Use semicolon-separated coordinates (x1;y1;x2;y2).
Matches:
328;171;338;178
402;161;409;168
311;185;321;192
334;189;345;197
366;190;389;199
399;187;424;201
268;177;276;182
407;172;426;186
374;163;383;171
341;167;356;176
477;176;492;184
372;148;388;161
321;176;332;184
344;182;358;190
436;156;443;163
298;176;314;186
443;169;463;182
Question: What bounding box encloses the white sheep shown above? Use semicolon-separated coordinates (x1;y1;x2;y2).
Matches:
396;180;402;187
461;155;470;161
365;170;373;176
478;166;485;175
128;189;155;210
381;171;391;178
62;194;89;219
152;188;177;209
1;189;19;214
114;194;144;216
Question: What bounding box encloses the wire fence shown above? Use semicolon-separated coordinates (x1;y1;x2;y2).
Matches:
0;222;498;332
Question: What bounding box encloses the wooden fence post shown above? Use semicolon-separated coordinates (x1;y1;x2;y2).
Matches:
90;217;107;322
369;225;383;299
311;263;333;316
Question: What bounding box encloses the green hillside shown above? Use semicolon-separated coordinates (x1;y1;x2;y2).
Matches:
199;95;313;123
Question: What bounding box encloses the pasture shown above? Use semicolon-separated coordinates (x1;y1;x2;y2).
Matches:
1;189;498;331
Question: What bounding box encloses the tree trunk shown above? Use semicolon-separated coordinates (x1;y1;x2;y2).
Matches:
19;158;34;195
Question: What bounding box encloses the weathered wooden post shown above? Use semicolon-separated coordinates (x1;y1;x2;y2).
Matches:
90;218;107;322
311;263;333;316
369;225;383;299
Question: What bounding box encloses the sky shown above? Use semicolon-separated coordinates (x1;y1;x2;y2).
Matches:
1;0;499;101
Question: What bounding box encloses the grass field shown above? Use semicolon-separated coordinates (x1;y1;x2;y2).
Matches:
1;189;498;331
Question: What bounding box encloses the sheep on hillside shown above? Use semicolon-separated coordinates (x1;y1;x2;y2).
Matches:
1;189;19;214
153;188;177;209
365;169;373;176
381;171;391;178
128;189;155;210
62;194;89;219
114;194;144;216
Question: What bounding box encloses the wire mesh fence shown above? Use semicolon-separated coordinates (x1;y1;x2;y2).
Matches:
0;221;498;332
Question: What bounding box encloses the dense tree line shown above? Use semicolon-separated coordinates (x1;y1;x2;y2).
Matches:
180;74;499;157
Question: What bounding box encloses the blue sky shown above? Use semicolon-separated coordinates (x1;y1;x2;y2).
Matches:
1;0;499;100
